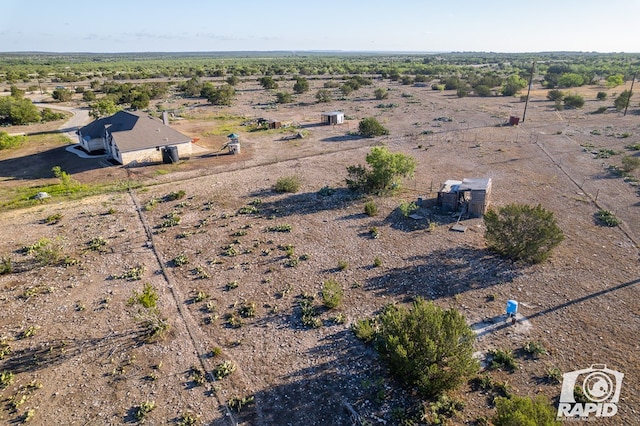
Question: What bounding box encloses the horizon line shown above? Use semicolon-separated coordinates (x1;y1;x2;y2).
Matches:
1;50;638;55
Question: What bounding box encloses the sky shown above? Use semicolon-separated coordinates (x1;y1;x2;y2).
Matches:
1;0;638;53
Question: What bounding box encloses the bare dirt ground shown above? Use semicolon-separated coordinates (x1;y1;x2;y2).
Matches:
0;78;639;425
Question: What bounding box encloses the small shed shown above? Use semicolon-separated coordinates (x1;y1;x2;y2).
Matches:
437;177;492;218
459;178;492;217
437;180;462;211
257;118;281;129
321;111;344;125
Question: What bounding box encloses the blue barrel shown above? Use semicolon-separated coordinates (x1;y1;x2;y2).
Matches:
506;300;518;315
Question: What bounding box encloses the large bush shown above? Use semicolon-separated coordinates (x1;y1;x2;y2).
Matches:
0;96;41;125
373;299;478;398
484;204;564;264
346;146;415;194
563;94;585;109
614;90;632;111
358;117;389;138
493;395;560;426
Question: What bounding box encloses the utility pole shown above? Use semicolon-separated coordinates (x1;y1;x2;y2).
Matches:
623;71;636;117
522;61;535;123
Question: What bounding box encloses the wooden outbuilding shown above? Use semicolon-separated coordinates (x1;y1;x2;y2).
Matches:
437;178;492;218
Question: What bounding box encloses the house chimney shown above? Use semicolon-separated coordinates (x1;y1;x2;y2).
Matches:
162;111;169;126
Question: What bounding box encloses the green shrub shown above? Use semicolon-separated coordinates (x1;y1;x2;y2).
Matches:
493;395;560;426
228;395;255;413
135;400;156;421
214;360;237;379
24;237;64;266
0;132;26;150
0;257;12;275
522;341;547;358
595;209;620;227
346;146;416;194
364;201;378;217
375;299;478;398
621;155;640;172
564;94;585;109
164;190;186;201
374;88;388;100
267;224;292;233
275;91;293;104
273;175;302;193
352;318;377;343
546;89;564;101
399;201;418;217
484;204;564;264
488;349;518;371
358;117;389;138
88;236;108;251
299;294;321;328
128;283;159;309
596;91;607;100
0;370;14;388
172;253;189;266
321;279;343;309
614;90;632;111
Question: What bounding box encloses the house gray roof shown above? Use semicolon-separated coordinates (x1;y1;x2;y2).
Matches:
79;111;191;153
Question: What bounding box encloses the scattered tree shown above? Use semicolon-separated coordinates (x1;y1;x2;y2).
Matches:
293;77;309;94
474;85;492;97
557;72;585;88
563;94;585;109
258;76;278;90
226;75;239;86
501;75;527;96
179;77;202;97
484;203;564;264
82;90;96;102
596;91;607;101
0;131;26;150
546;89;565;102
130;92;150;110
201;84;235;106
374;87;388;100
374;299;478;398
10;85;25;98
315;89;332;103
52;87;73;102
40;108;65;122
89;98;121;119
275;92;293;104
0;96;41;124
358;117;389;138
606;74;624;88
614;90;632;111
346;146;415;194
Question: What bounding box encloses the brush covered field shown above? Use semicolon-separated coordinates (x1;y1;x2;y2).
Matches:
0;54;639;425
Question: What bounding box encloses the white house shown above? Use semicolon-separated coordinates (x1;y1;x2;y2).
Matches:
77;111;192;165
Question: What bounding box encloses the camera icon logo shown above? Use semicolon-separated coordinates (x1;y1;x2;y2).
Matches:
557;364;624;418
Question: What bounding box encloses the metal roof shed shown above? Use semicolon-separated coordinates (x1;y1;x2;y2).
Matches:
459;178;492;218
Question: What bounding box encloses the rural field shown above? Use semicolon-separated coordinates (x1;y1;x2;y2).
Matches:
0;55;639;425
